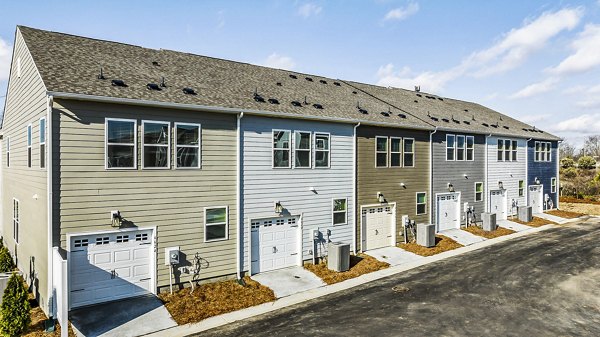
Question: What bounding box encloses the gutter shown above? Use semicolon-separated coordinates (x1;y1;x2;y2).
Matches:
484;134;491;213
429;127;438;225
46;95;54;316
557;140;562;209
236;112;244;280
352;122;360;253
525;138;532;206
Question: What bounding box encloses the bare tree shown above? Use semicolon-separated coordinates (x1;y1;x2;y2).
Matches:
582;135;600;159
559;141;576;159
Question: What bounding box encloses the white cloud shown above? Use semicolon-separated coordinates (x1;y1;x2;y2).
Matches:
552;113;600;133
563;83;600;95
548;24;600;75
519;114;546;124
297;3;322;18
383;2;419;22
262;53;296;70
509;77;559;99
0;37;12;81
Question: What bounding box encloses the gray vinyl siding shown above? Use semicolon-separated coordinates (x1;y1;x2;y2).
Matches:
53;99;238;287
241;116;354;271
432;132;485;225
486;136;527;216
1;29;49;312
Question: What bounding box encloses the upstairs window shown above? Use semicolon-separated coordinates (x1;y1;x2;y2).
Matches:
404;138;415;167
273;130;291;168
294;131;311;168
390;137;402;167
332;198;348;225
497;139;503;161
534;141;551;162
456;135;465;161
40;117;46;169
314;133;330;168
376;137;388;167
504;139;511;161
475;182;483;201
142;121;170;169
13;198;19;244
27;124;32;168
106;118;136;169
466;136;474;161
176;123;201;168
6;137;9;168
497;138;517;162
511;140;518;161
535;142;541;161
447;135;455;161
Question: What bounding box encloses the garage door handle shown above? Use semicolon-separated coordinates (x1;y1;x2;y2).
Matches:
70;289;85;293
272;247;277;253
139;242;151;245
139;278;151;281
375;229;379;235
445;212;448;217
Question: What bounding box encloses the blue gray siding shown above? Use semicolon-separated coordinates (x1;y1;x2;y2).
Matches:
527;140;558;209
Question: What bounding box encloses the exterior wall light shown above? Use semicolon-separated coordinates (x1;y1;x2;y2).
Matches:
399;182;406;188
447;183;455;192
111;210;122;227
535;177;541;185
498;181;504;190
274;201;284;214
377;192;385;203
463;173;468;179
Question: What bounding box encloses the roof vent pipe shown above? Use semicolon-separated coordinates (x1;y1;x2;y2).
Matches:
160;77;166;88
415;85;420;92
304;96;308;105
97;67;105;80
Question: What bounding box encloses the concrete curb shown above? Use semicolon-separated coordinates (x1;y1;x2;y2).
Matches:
142;224;557;337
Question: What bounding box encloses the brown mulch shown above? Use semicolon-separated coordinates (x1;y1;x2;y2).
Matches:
510;216;557;227
398;235;463;257
462;225;515;239
559;196;600;205
303;254;390;285
546;209;584;219
158;276;275;325
23;298;76;337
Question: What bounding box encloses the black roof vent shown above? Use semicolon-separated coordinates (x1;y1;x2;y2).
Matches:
442;118;450;123
482;123;489;127
97;67;105;80
182;87;196;95
152;61;160;66
268;98;279;105
291;101;302;107
313;103;323;109
426;95;436;99
334;82;341;86
289;74;298;79
358;108;368;114
276;82;282;86
464;109;469;112
414;100;418;103
381;111;390;117
147;83;161;91
398;113;407;119
522;128;529;131
111;79;127;87
305;77;313;82
463;120;471;125
253;89;265;102
431;117;439;121
416;93;422;97
438;97;444;101
503;126;509;130
491;124;498;128
319;80;327;84
352;91;357;94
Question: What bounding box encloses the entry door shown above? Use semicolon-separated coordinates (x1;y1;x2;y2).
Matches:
363;205;394;250
437;193;460;231
528;185;543;214
251;216;299;274
490;190;507;220
69;229;154;309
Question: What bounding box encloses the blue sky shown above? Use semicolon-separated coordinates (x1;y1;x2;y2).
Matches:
1;1;600;146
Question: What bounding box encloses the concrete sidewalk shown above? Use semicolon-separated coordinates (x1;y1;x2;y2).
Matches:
536;212;569;224
439;228;487;246
498;219;532;232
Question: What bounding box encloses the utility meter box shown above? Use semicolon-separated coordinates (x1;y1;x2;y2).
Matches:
327;242;350;272
165;247;180;266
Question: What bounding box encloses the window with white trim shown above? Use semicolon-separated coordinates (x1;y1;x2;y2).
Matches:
535;142;541;161
273;130;291;168
475;182;483;202
416;192;427;215
551;177;557;193
142;121;170;169
314;133;330;168
376;136;388;167
446;134;455;161
535;141;551;162
456;135;465;161
39;118;46;169
332;198;348;225
27;124;32;168
106;119;136;169
176;123;201;168
13;198;19;243
404;138;415;167
504;139;511;162
466;136;474;161
294;131;311;168
511;140;518;161
497;138;517;162
6;137;9;168
518;180;524;197
390;137;402;167
205;207;228;241
497;139;503;161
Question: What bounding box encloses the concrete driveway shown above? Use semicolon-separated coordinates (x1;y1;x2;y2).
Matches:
250;266;325;298
198;218;600;337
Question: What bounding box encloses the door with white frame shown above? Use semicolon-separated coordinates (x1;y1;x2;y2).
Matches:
489;189;508;220
362;204;396;251
436;192;461;231
528;185;544;214
250;216;300;274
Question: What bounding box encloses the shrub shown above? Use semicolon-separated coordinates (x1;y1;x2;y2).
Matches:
578;156;596;170
0;246;14;273
0;273;31;336
561;157;576;169
563;167;578;179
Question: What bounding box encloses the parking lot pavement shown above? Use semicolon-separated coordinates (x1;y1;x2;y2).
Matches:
197;218;600;337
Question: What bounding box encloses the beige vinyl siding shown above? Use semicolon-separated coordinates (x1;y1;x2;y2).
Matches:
1;29;49;312
54;99;238;286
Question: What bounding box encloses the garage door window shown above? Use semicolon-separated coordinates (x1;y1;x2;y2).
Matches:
176;123;201;168
416;192;427;215
332;198;348;225
273;130;291;168
475;182;483;201
143;121;170;169
106;118;137;169
205;207;228;242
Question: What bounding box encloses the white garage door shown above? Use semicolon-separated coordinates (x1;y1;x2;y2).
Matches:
437;193;460;231
528;185;543;214
251;216;299;274
69;229;154;308
490;190;507;220
362;205;394;250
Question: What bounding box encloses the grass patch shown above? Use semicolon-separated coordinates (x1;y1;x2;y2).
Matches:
546;209;584;219
23;297;76;337
462;225;515;239
398;235;463;256
158;276;275;325
510;216;557;227
303;254;389;285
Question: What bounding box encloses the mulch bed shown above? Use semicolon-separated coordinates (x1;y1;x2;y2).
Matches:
546;209;584;219
462;225;515;239
398;235;463;256
23;297;76;337
158;276;275;325
303;254;389;285
510;216;557;227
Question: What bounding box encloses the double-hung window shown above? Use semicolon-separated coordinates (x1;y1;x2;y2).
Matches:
39;117;46;168
546;143;552;161
376;136;388;167
314;133;330;168
142;121;170;169
551;178;557;193
447;135;455;161
205;206;228;242
404;138;415;167
511;140;518;161
27;124;32;168
456;135;465;161
475;182;483;202
504;140;511;161
535;142;541;161
273;130;291;168
537;142;552;162
518;180;524;197
390;137;402;167
466;136;474;161
176;123;201;168
294;131;311;168
13;198;19;244
332;198;348;225
497;139;504;161
416;192;427;215
106;118;136;169
6;137;9;168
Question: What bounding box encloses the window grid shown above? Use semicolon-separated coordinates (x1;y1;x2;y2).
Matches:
390;137;402;167
40;117;46;169
13;198;19;243
497;138;517;162
466;136;474;161
205;206;228;242
403;138;415;167
375;136;388;167
447;135;455;161
6;137;9;168
456;135;465;161
518;180;524;197
535;141;552;162
551;178;557;193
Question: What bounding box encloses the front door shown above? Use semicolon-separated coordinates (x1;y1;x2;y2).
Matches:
528;185;543;214
490;189;507;220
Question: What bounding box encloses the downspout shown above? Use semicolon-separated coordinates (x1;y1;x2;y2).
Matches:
46;95;54;316
352;122;360;253
429;127;438;224
525;138;532;206
557;140;561;209
236;112;244;280
484;134;491;212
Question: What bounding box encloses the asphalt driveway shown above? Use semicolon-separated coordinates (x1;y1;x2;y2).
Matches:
197;218;600;337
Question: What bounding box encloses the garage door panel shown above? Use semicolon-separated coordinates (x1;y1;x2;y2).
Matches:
114;250;131;262
93;252;112;265
133;247;150;259
133;265;150;277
